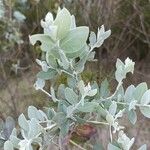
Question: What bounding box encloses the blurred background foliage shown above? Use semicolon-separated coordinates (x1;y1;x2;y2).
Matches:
0;0;150;148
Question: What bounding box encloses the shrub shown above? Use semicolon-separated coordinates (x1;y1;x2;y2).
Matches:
0;8;150;150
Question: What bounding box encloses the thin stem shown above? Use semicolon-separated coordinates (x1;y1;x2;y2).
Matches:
35;124;57;138
117;101;150;108
109;125;112;142
45;123;57;131
66;95;85;118
106;81;122;100
69;140;87;150
40;88;52;98
87;120;109;126
61;70;75;78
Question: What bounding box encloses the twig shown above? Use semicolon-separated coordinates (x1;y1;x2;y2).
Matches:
40;88;52;98
69;140;87;150
106;81;122;100
117;101;150;108
109;125;112;142
86;120;109;126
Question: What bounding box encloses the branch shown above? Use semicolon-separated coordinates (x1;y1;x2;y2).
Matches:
69;140;87;150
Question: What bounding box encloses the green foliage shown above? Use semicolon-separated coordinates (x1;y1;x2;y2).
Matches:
0;0;5;18
0;117;15;148
2;7;150;150
0;0;26;53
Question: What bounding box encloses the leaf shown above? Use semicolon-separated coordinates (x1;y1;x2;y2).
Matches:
140;106;150;118
46;42;60;58
28;106;47;121
128;110;137;125
46;52;58;68
70;15;76;29
4;141;13;150
46;108;55;120
52;112;67;127
65;87;78;104
87;89;97;97
124;57;135;74
0;139;5;148
37;69;57;80
107;143;121;150
60;119;71;136
29;34;55;52
9;135;20;149
133;82;148;102
95;25;111;48
100;79;110;98
36;59;49;72
11;128;17;136
1;117;15;140
115;58;135;82
0;119;4;131
115;59;125;82
140;90;150;105
60;27;89;58
67;77;77;88
54;8;71;39
18;114;29;131
87;51;96;61
57;84;66;99
28;118;43;139
51;87;59;102
138;144;147;150
117;131;135;150
74;46;89;73
45;12;53;23
93;143;104;150
74;116;86;124
77;102;99;112
124;85;135;103
128;100;137;111
58;49;70;70
106;114;114;125
97;105;107;117
66;105;76;118
0;0;5;18
115;110;124;119
109;101;117;116
26;142;33;150
41;17;57;40
28;106;38;120
116;85;124;101
13;11;26;22
89;31;96;46
34;78;45;90
5;117;15;136
77;80;85;95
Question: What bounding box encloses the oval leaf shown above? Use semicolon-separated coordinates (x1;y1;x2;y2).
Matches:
77;102;98;112
60;27;89;58
54;8;71;39
37;69;57;80
107;143;121;150
4;141;13;150
133;82;148;102
29;34;55;52
138;144;147;150
128;110;137;125
18;114;29;131
140;106;150;118
65;87;78;104
140;90;150;105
